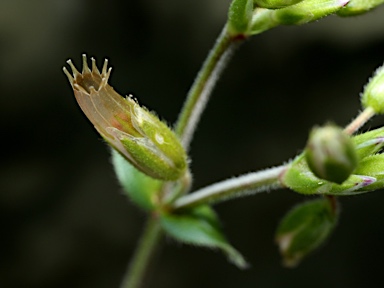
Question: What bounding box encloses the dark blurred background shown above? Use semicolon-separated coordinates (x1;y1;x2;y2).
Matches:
1;1;384;287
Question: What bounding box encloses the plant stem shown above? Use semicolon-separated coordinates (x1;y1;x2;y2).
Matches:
120;215;163;288
174;25;244;150
172;165;287;210
344;107;375;135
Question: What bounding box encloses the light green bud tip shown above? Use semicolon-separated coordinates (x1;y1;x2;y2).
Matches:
275;198;337;267
337;0;384;17
361;63;384;114
64;55;188;181
254;0;304;9
305;125;358;184
274;0;350;25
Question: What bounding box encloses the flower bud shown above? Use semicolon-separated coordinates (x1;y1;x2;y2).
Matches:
305;125;358;184
361;63;384;114
275;198;338;267
337;0;384;17
228;0;253;36
254;0;304;9
63;55;188;181
273;0;349;25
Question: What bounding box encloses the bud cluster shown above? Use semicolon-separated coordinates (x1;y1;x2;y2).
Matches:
281;124;384;195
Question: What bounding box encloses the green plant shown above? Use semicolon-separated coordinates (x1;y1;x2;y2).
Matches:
63;0;384;287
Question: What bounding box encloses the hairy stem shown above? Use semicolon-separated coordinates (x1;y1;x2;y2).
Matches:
172;165;287;210
344;107;375;135
120;215;163;288
175;25;244;150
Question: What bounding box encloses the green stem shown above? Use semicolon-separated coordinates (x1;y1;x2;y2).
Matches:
120;215;163;288
344;107;375;135
175;25;245;150
172;165;287;210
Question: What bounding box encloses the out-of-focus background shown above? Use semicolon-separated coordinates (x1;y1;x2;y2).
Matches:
1;1;384;287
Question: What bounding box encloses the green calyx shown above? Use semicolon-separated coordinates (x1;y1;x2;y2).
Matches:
249;0;349;36
254;0;305;9
273;0;350;25
337;0;384;16
227;0;254;36
361;63;384;114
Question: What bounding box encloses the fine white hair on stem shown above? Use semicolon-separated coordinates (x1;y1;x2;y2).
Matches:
173;165;287;210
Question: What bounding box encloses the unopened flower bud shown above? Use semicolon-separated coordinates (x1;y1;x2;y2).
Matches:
337;0;384;16
64;55;188;181
227;0;253;36
275;198;338;267
361;63;384;114
274;0;349;25
254;0;304;9
305;125;358;184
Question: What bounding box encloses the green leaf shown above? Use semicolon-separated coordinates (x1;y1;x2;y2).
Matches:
227;0;254;36
111;149;162;211
275;198;338;267
160;205;248;269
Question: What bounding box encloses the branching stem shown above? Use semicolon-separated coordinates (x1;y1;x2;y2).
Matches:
172;165;288;210
174;25;245;150
344;107;375;135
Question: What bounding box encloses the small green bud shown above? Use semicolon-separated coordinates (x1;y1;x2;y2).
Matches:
275;198;338;267
305;125;358;184
361;63;384;114
228;0;254;36
64;55;188;181
254;0;304;9
337;0;384;16
274;0;350;25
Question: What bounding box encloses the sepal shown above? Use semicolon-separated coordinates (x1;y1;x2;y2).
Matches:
274;0;349;25
254;0;304;9
361;63;384;114
337;0;384;16
227;0;254;36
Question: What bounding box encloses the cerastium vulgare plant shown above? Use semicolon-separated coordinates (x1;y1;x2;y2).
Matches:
63;0;384;287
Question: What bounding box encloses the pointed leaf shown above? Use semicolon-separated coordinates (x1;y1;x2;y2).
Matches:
160;205;248;269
